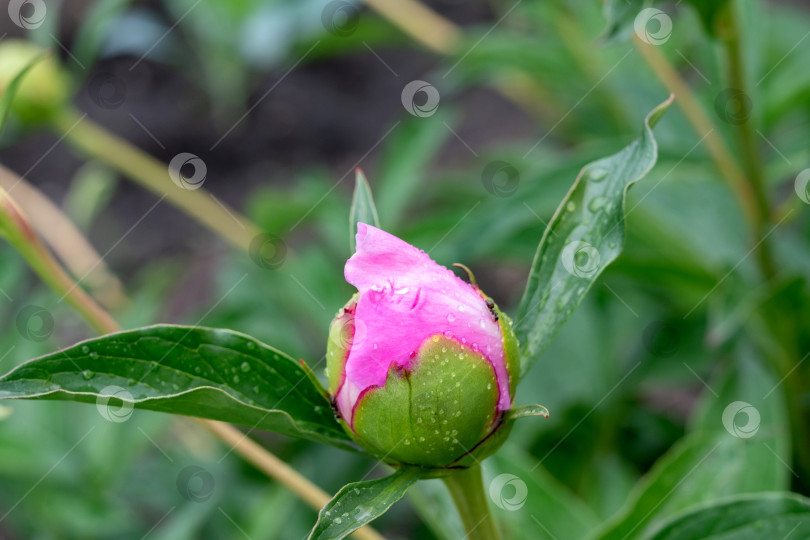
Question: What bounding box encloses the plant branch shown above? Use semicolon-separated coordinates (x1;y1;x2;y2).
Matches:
361;0;565;127
442;464;502;540
0;164;127;310
719;3;776;279
51;108;261;253
0;186;384;540
0;187;119;335
632;38;759;227
362;0;462;54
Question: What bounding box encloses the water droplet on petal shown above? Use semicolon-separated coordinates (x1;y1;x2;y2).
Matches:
447;314;456;322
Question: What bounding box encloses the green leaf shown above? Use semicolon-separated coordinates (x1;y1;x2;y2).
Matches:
309;467;422;540
349;169;380;251
515;96;673;376
488;445;601;540
0;325;353;449
590;426;796;540
602;0;730;41
643;493;810;540
689;340;791;492
0;49;48;133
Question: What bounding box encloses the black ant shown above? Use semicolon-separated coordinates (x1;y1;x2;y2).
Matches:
485;299;499;322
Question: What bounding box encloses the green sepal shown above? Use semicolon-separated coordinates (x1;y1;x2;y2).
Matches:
450;404;549;468
352;335;499;468
325;294;359;395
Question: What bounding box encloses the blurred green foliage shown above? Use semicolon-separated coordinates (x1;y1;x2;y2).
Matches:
1;0;809;538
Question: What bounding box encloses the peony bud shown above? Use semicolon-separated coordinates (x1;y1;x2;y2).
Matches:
326;224;520;468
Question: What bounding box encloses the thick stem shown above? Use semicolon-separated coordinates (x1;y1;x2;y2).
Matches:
443;464;502;540
51;108;261;252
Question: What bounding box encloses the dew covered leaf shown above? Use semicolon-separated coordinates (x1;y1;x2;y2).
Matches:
515;96;672;376
0;325;353;449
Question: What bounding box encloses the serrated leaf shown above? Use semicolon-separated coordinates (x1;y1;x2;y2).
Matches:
309;467;422;540
0;50;48;133
643;493;810;540
0;325;353;450
349;169;380;252
515;96;673;376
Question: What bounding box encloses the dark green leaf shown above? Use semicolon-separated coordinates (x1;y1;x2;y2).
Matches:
515;96;672;376
0;50;48;133
643;493;810;540
689;340;791;492
591;426;795;540
309;467;422;540
0;325;353;449
349;169;380;251
488;445;601;540
602;0;730;41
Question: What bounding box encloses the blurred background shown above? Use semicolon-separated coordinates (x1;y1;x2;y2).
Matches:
0;0;809;538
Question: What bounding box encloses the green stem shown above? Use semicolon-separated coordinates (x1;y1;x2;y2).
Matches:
720;3;810;485
720;3;776;280
51;108;261;252
0;189;118;335
443;464;502;540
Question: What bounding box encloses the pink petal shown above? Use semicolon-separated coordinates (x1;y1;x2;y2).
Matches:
339;224;510;424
